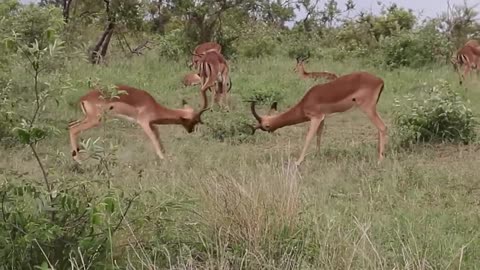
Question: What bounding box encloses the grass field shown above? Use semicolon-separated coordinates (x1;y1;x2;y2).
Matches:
3;52;480;269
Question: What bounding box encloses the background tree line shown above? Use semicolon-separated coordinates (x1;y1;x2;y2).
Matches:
2;0;480;68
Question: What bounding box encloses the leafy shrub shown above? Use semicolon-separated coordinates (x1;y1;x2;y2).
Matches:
157;29;187;60
376;26;450;69
0;179;136;269
0;80;17;146
201;110;254;144
236;24;278;58
284;31;318;59
5;4;64;51
393;80;477;146
241;86;284;106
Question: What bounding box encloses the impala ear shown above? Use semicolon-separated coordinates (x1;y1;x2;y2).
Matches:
271;102;277;111
268;102;278;115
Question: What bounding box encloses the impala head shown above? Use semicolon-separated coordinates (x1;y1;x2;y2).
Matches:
180;99;209;133
189;50;204;70
250;101;278;134
293;54;310;72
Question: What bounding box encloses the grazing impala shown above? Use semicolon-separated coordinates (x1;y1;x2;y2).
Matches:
68;84;208;162
294;55;338;82
455;44;480;85
250;72;387;166
195;50;232;108
451;40;480;83
182;72;202;87
451;40;479;71
189;41;222;70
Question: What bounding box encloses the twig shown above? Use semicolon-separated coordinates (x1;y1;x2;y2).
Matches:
29;68;41;128
29;144;52;200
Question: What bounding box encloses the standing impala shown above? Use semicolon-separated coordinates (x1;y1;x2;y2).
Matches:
189;41;222;70
294;55;338;82
195;50;232;108
250;71;387;166
68;84;208;162
453;40;480;84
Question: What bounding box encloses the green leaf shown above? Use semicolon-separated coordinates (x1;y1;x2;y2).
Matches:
14;128;30;144
104;196;116;214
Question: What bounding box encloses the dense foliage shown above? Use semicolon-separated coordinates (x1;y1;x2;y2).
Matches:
393;80;477;145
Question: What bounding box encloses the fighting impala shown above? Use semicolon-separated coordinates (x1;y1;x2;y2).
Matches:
195;50;232;108
189;41;222;70
68;84;208;163
250;71;387;166
294;55;338;82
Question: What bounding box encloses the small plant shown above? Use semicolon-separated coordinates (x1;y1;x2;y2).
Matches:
242;86;284;106
393;80;477;146
201;110;254;144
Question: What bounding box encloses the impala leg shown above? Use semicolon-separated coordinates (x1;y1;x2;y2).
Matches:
461;64;470;85
200;79;216;109
316;120;325;151
139;122;165;160
68;116;101;162
221;79;229;109
364;109;387;163
295;116;324;166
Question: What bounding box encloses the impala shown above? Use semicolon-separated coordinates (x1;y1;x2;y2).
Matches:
182;72;202;87
195;50;232;108
454;42;480;84
68;84;208;162
451;40;480;79
250;71;387;166
294;55;338;82
189;41;222;70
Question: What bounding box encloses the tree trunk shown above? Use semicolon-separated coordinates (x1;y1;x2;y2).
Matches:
90;22;115;64
63;0;73;23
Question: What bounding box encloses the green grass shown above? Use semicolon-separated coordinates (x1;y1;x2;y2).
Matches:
3;52;480;269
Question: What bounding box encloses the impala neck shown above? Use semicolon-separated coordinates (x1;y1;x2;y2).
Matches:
268;104;308;130
298;63;309;77
152;104;188;125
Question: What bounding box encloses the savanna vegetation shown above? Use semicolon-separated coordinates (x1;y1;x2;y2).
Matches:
1;0;480;269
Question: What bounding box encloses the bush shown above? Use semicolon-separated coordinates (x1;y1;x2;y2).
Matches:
241;86;284;106
236;24;278;58
376;25;450;69
393;80;477;146
201;110;254;144
0;80;18;146
157;29;187;60
0;179;134;269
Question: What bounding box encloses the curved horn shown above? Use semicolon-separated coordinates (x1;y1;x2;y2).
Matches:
248;124;257;135
197;106;209;124
247;123;263;135
227;76;232;92
250;101;262;123
304;52;311;60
